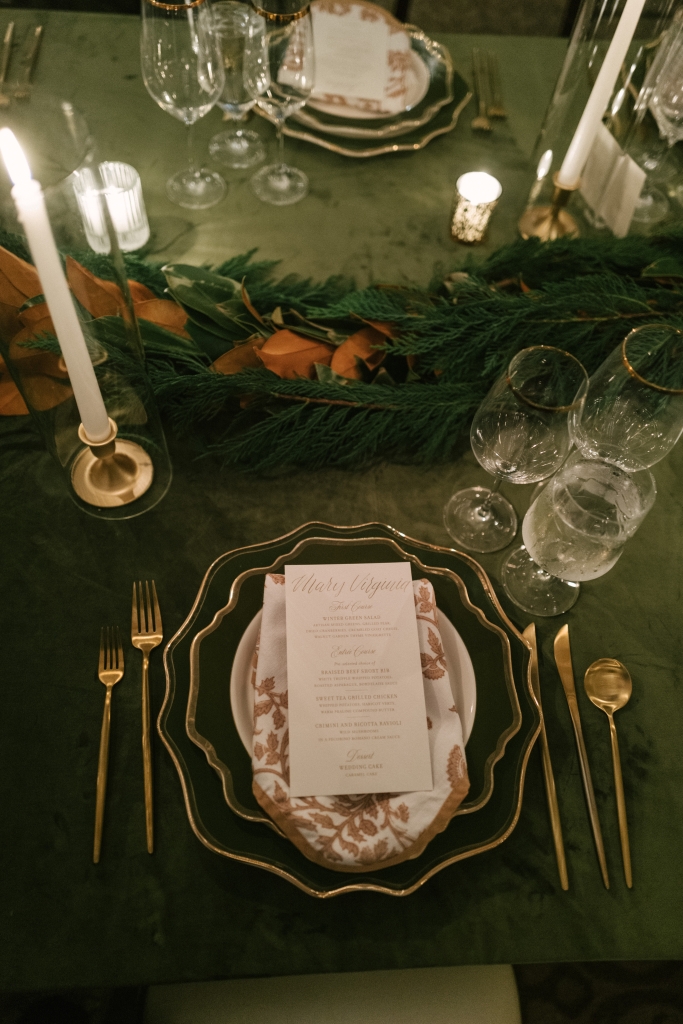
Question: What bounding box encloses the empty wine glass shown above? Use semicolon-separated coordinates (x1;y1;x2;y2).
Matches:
570;324;683;471
501;451;656;616
243;9;314;206
141;0;226;210
443;346;588;553
209;1;266;170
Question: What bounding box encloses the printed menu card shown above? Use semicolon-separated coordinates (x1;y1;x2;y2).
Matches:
285;562;433;798
310;7;390;103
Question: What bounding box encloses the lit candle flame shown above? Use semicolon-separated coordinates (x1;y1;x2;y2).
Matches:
0;128;33;187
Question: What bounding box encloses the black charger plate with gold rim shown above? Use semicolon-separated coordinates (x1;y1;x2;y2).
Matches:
159;522;540;897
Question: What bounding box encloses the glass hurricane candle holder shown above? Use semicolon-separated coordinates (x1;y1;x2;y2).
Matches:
519;0;677;239
451;172;502;243
0;91;171;520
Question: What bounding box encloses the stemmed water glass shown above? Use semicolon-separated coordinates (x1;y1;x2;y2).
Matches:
243;9;315;206
209;1;266;170
501;451;656;616
140;0;226;210
443;346;588;553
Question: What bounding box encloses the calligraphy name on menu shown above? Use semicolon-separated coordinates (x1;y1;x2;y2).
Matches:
285;562;433;798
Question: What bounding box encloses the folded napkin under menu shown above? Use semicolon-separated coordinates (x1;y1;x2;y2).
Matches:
250;574;470;872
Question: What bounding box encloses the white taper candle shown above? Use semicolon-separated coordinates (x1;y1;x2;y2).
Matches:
0;128;111;442
557;0;647;188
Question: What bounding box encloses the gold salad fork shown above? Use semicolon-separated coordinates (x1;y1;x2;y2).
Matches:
94;627;124;864
132;581;163;854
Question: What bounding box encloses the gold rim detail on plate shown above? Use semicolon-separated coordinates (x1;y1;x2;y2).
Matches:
185;534;521;836
255;92;471;157
159;522;539;897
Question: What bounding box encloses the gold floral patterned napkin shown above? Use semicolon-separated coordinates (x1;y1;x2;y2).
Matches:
250;574;470;872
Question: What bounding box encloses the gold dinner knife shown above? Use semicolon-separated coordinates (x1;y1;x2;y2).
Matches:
553;624;610;889
523;623;568;890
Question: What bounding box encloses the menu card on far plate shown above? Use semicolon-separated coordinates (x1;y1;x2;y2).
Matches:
285;561;433;798
310;7;390;102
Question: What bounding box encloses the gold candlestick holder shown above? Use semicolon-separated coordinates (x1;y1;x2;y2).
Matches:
518;173;581;241
71;417;154;508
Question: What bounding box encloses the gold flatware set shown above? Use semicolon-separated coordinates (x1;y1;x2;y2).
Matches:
0;23;42;103
92;580;163;863
529;621;634;891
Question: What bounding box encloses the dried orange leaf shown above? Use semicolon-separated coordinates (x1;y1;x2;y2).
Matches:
134;298;190;338
241;280;265;325
360;318;398;339
256;329;334;379
0;246;41;305
66;256;123;318
0;355;28;415
8;323;71;411
330;326;386;380
128;280;156;303
18;301;51;329
212;336;265;375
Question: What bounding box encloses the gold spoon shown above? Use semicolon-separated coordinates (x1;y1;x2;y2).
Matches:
584;658;633;888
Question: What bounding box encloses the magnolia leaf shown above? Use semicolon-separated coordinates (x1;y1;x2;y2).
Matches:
18;300;50;328
66;257;124;317
315;362;351;386
0;246;41;306
330;326;386;380
356;317;398;339
162;263;242;302
212;336;265;375
134;298;190;338
127;280;156;303
288;309;350;344
642;257;683;280
256;329;334;379
0;299;22;342
241;279;265;325
0;355;28;415
373;366;398;387
162;264;258;336
8;323;72;411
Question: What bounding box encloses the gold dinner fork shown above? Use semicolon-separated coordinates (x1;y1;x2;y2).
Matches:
94;626;124;865
132;580;163;854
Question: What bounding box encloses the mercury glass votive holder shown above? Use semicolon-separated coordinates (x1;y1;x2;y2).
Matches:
451;171;502;244
73;161;150;253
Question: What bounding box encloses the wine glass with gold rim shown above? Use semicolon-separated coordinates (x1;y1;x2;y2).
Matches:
141;0;226;210
443;346;588;553
243;7;314;206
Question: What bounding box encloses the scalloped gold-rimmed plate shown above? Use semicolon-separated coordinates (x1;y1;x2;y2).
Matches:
159;522;540;897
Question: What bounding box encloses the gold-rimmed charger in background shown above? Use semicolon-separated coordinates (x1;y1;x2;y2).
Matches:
159;522;540;897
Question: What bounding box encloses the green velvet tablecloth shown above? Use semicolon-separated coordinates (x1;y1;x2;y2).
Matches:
2;8;683;995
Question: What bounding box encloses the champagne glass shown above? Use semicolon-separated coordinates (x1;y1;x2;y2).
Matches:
570;324;683;471
141;0;226;210
209;1;266;170
501;451;656;616
243;10;314;206
443;346;588;553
